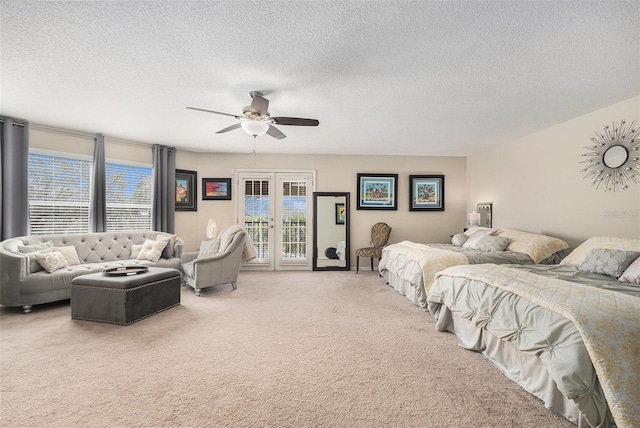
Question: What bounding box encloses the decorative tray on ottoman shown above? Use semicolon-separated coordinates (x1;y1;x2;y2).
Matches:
103;266;149;276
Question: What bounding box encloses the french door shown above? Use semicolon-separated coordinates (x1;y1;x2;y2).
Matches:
237;171;315;270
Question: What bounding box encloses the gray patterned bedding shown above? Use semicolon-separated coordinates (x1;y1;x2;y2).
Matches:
427;263;640;428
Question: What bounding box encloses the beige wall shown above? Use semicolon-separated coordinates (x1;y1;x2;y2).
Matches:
176;152;468;268
467;96;640;249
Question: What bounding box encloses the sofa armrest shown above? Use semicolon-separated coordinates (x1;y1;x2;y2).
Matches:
0;240;30;305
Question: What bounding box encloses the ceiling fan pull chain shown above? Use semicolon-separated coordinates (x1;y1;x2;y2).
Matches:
253;135;257;156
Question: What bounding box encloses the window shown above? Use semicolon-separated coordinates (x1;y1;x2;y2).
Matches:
28;152;153;234
28;152;92;235
105;162;153;231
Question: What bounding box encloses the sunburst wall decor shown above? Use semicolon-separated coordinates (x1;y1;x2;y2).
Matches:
580;120;640;192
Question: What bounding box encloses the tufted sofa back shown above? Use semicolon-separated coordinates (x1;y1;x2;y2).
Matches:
2;231;182;263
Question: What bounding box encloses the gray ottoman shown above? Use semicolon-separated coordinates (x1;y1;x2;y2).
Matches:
71;267;181;325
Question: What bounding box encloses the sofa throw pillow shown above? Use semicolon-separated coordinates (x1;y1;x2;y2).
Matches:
131;244;143;259
475;235;511;252
156;234;176;258
155;237;172;259
17;241;55;273
136;239;168;263
578;248;640;279
198;238;221;259
451;233;468;247
35;251;69;273
54;246;81;266
618;255;640;285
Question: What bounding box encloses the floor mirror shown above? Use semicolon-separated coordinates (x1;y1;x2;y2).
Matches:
313;192;350;271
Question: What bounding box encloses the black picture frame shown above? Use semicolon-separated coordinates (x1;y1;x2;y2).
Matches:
175;169;197;211
356;173;398;210
409;174;445;211
202;178;232;201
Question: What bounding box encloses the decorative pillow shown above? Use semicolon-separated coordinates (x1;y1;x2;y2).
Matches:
198;238;221;259
17;241;55;273
462;230;495;249
463;226;496;237
54;246;81;266
35;251;69;273
498;228;569;264
619;256;640;285
475;235;511;252
560;236;640;267
155;237;172;259
578;248;640;279
131;244;143;259
451;233;468;247
136;239;168;263
156;234;176;258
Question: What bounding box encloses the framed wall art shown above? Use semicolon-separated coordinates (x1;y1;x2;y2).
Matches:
175;169;197;211
335;202;346;224
357;173;398;210
202;178;232;201
409;174;444;211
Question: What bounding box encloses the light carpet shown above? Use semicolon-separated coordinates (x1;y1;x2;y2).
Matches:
0;271;574;427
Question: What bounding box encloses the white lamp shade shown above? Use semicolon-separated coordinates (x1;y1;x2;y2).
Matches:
241;120;269;137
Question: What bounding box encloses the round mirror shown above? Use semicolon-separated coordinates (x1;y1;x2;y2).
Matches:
603;145;628;168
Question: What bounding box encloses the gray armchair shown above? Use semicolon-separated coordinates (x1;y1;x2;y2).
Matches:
180;230;247;296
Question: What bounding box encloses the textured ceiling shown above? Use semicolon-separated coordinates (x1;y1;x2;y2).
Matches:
1;1;639;156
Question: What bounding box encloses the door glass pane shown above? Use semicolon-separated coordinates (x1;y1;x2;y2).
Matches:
281;180;307;260
244;179;269;259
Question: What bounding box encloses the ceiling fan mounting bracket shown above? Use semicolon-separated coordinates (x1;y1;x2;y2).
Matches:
248;91;264;100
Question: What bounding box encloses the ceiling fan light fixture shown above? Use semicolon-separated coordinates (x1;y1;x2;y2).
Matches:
241;120;269;137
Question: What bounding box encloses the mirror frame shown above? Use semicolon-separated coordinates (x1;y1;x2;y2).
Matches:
313;192;350;271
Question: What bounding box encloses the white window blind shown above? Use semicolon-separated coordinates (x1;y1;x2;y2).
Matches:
105;162;153;231
28;152;92;235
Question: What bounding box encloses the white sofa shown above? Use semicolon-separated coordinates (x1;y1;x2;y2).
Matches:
0;231;183;313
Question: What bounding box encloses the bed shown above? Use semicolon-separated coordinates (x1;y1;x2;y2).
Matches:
379;226;570;309
426;236;640;428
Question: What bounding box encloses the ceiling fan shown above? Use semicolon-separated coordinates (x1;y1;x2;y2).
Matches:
187;91;319;140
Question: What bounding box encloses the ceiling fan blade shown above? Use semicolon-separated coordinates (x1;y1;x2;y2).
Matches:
215;123;242;134
266;124;286;140
249;95;269;116
187;106;240;119
271;117;319;126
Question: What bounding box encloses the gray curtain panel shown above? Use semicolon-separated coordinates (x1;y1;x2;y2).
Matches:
0;116;30;240
89;134;107;232
152;144;176;233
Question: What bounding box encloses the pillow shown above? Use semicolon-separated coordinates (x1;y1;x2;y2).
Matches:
198;238;221;259
451;233;468;247
155;237;172;259
619;256;640;285
35;251;69;273
463;226;496;237
578;248;640;279
498;228;569;264
54;246;81;266
475;235;511;252
136;239;168;263
131;244;143;259
156;234;176;258
560;236;640;267
462;230;495;249
17;241;55;273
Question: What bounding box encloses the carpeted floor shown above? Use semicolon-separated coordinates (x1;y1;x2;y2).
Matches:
0;271;574;427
